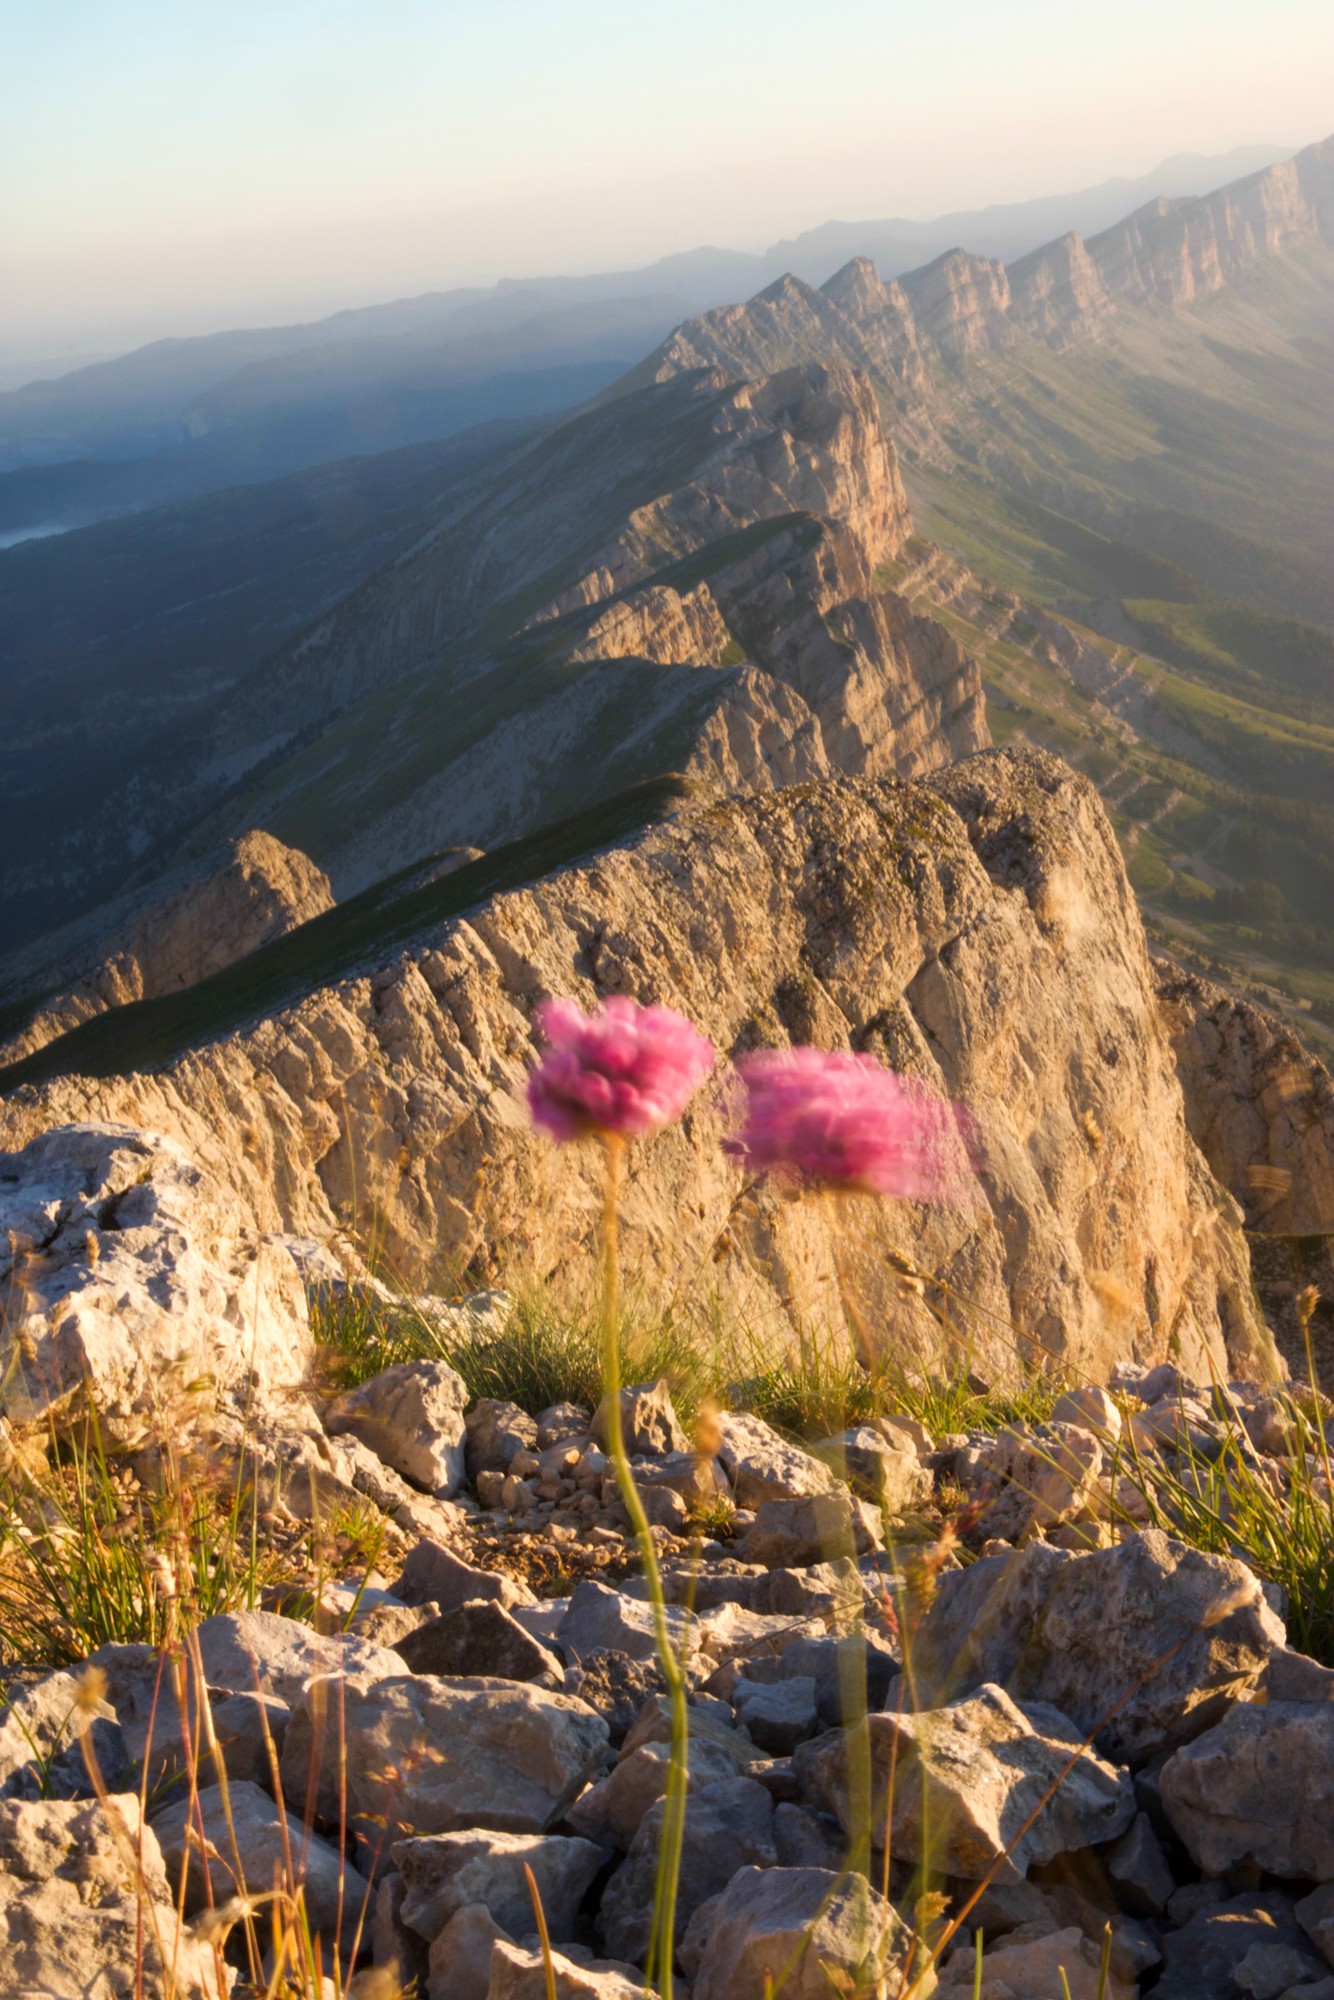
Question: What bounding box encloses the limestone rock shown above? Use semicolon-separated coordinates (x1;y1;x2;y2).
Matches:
1162;1701;1334;1878
397;1539;536;1614
391;1828;604;1943
753;1557;862;1622
394;1600;563;1683
715;1412;838;1507
1297;1884;1334;1969
557;1581;698;1670
732;1674;820;1754
599;1775;776;1961
1104;1811;1176;1917
738;1490;883;1567
537;1404;593;1447
374;1869;434;1995
205;1689;290;1787
909;1529;1285;1761
282;1673;608;1838
1157;964;1334;1238
1154;1892;1325;2000
693;1598;825;1669
0;1669;120;1799
1051;1386;1122;1439
1234;1942;1329;1997
688;1864;906;2000
485;1939;645;1999
804;1683;1134;1881
561;1652;666;1746
150;1778;369;1954
0;1123;312;1441
428;1901;508;2000
324;1359;469;1496
0;1793;225;1999
567;1702;755;1850
592;1380;689;1457
193;1608;404;1704
633;1448;730;1511
937;1925;1136;2000
774;1801;846;1870
466;1399;539;1478
709;1630;900;1729
812;1426;933;1511
974;1421;1104;1541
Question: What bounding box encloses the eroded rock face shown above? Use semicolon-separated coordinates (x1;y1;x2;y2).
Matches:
642;137;1334;387
0;1122;312;1441
1156;965;1334;1237
1;753;1273;1389
0;830;333;1067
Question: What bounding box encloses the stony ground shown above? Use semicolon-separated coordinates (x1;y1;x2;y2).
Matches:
7;1332;1334;2000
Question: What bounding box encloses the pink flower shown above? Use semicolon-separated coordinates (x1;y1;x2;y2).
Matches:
725;1046;975;1201
527;995;715;1144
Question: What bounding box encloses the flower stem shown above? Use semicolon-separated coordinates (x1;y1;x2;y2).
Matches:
598;1134;687;1999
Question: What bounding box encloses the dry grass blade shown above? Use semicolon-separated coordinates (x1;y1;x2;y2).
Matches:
524;1861;559;2000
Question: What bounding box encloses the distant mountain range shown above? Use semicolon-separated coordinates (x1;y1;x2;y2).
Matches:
0;140;1291;531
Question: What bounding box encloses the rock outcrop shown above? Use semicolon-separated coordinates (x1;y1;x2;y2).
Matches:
0;750;1273;1386
0;1122;312;1443
1156;964;1334;1381
1155;965;1334;1236
0;831;333;1066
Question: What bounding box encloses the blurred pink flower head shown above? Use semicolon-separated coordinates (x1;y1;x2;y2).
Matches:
528;995;716;1145
725;1046;976;1201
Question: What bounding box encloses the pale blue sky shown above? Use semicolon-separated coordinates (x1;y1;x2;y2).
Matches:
5;0;1331;362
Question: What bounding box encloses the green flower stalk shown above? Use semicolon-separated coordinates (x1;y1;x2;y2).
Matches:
528;995;715;1996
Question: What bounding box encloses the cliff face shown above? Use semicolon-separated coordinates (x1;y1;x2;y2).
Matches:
0;833;333;1066
1157;965;1334;1385
0;751;1272;1389
1156;966;1334;1238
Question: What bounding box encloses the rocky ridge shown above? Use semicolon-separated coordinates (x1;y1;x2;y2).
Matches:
0;751;1274;1388
0;831;333;1066
629;135;1334;411
174;363;986;906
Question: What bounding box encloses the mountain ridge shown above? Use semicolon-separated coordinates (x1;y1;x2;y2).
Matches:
629;134;1334;402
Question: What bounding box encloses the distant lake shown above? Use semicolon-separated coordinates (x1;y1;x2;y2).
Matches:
0;523;71;550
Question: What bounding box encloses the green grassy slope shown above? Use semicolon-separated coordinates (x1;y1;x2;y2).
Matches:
896;245;1334;1044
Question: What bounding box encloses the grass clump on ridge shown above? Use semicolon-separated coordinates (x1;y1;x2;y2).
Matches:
311;1271;1063;1447
313;1275;721;1430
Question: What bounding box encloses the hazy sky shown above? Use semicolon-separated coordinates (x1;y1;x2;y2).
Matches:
5;0;1332;366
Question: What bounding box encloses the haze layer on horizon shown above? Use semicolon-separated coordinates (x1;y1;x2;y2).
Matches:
6;0;1332;368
